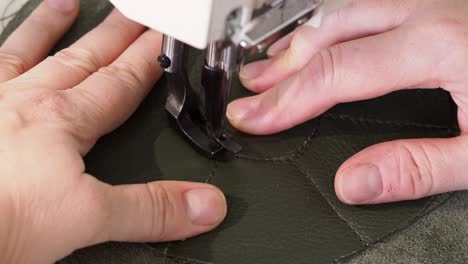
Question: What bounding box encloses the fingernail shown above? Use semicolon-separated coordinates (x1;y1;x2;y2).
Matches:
239;61;269;80
184;188;227;226
339;164;383;204
46;0;77;14
226;99;258;125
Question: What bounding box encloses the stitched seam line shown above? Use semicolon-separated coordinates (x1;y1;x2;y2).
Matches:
205;161;218;183
292;161;367;245
331;192;455;263
235;113;458;163
141;243;214;264
235;118;321;162
323;113;458;132
146;113;456;263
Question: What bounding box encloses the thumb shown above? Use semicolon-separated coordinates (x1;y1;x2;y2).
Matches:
98;181;227;243
335;137;468;205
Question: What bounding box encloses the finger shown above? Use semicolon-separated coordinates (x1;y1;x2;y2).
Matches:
228;26;441;135
98;181;226;244
334;137;468;205
11;10;146;90
66;30;163;141
240;0;414;93
266;30;296;57
0;0;79;82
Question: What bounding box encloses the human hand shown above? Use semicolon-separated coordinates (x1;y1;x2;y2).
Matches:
227;0;468;205
0;1;226;263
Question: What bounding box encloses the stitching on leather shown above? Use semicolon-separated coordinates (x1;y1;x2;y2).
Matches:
323;113;458;132
331;192;455;263
205;161;218;183
141;243;214;264
331;243;429;264
234;111;458;163
292;161;367;245
235;118;321;162
163;242;172;262
302;142;451;245
234;134;314;162
147;113;455;263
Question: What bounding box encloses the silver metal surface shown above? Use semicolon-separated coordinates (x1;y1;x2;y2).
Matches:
162;35;184;73
206;42;222;68
206;43;240;73
231;0;323;55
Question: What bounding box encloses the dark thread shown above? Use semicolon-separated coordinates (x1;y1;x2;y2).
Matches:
205;161;218;183
292;161;367;245
235;118;321;162
141;243;214;264
331;193;455;263
323;113;457;132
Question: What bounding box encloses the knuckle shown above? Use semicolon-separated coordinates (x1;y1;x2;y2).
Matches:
144;183;177;240
98;62;144;94
395;143;434;198
307;45;342;92
0;50;29;77
53;47;104;75
23;90;73;124
288;28;315;68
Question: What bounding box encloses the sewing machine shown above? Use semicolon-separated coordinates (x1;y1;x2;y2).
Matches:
110;0;326;157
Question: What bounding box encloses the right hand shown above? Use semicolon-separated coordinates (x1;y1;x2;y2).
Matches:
227;0;468;205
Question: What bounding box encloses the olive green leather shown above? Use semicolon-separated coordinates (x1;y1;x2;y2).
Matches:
2;1;468;263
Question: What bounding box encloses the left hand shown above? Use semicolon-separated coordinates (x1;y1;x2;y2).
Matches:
227;0;468;205
0;1;226;263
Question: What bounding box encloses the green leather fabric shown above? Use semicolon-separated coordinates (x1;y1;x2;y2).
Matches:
2;1;468;263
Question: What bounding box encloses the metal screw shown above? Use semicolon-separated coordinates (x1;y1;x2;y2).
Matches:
158;55;171;69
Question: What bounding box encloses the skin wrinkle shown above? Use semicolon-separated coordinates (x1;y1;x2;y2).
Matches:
53;47;105;77
143;183;158;242
402;146;418;199
417;142;436;198
395;142;434;199
0;50;28;77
